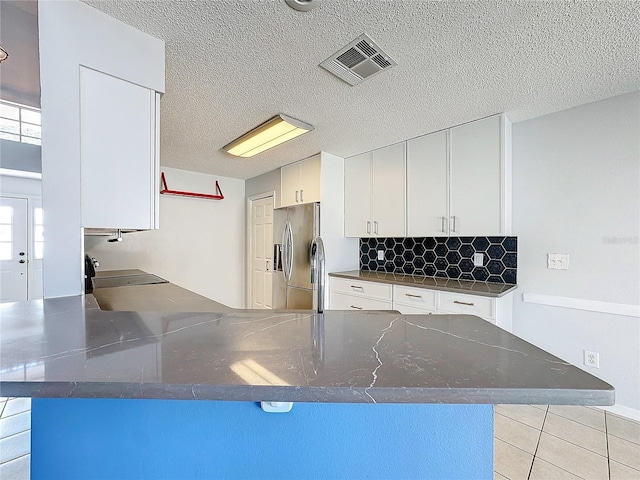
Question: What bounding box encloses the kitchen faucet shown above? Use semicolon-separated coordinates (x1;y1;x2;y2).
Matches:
310;236;325;314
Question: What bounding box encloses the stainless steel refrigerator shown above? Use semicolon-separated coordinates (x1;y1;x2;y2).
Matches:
272;203;320;309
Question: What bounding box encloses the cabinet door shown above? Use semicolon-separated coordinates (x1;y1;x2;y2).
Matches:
407;131;448;236
344;152;372;237
280;163;300;207
372;143;406;237
450;116;502;235
80;67;156;229
299;155;321;204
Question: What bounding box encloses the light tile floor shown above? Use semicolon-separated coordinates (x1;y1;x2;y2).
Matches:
0;397;31;480
495;405;640;480
0;398;638;480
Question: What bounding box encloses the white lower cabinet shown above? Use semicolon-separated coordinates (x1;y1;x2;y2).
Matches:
330;292;392;311
438;292;495;322
329;277;513;331
329;277;392;311
392;285;436;314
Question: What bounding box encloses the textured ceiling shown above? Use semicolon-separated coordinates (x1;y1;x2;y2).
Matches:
82;0;640;180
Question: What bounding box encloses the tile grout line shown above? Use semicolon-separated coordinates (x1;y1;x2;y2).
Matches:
0;426;31;442
539;428;610;459
495;411;545;432
0;452;30;466
0;410;32;421
545;409;607;434
604;412;611;480
526;404;547;480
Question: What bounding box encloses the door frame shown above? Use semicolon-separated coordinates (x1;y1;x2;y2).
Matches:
0;171;43;300
245;191;276;309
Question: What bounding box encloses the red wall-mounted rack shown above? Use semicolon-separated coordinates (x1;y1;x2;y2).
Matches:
159;171;224;200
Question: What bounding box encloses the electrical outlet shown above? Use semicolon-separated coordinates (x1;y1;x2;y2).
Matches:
473;253;484;267
377;250;385;261
584;350;600;368
547;253;569;270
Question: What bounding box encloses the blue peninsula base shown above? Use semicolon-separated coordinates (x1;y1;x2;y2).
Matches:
31;398;492;479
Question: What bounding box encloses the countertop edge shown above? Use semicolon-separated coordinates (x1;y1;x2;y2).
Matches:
329;271;517;298
0;382;614;405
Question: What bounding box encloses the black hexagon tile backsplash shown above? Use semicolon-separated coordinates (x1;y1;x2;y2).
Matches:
359;236;517;284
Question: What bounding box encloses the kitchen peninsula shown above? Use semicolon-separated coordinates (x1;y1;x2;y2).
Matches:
0;296;613;479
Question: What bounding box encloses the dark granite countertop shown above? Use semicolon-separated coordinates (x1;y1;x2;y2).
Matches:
0;295;613;405
330;270;517;298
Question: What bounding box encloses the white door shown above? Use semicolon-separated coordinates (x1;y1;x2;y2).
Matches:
251;196;274;309
0;197;28;302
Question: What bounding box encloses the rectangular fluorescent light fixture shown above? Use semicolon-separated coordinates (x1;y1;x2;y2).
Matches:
223;114;314;158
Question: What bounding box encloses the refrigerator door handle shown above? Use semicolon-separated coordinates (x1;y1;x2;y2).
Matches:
286;222;294;281
282;221;294;282
282;223;289;281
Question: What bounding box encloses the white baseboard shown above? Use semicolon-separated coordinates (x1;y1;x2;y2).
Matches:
522;293;640;318
596;403;640;422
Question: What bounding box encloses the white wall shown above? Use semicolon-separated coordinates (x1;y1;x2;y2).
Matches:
512;91;640;416
86;167;246;308
39;0;164;298
0;140;41;173
318;152;359;307
246;168;281;208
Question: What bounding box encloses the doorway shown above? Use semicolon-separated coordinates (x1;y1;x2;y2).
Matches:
0;195;42;302
247;193;274;309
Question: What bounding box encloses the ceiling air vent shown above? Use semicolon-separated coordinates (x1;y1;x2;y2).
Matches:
320;34;397;86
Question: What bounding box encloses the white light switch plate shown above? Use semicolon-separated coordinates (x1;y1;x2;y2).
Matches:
377;250;385;261
547;254;569;270
473;253;484;267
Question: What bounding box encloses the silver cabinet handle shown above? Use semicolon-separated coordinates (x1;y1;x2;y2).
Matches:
351;285;364;290
295;190;299;203
405;293;422;298
374;221;378;235
265;259;271;272
366;221;371;234
350;305;363;310
454;300;474;306
451;216;457;232
441;216;446;233
300;189;304;202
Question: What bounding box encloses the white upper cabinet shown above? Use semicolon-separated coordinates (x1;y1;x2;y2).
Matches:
344;152;372;237
372;143;406;237
280;155;321;207
345;143;406;237
407;130;448;236
450;115;508;236
407;115;511;237
80;68;159;230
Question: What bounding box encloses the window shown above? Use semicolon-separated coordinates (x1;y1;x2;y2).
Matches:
0;206;13;260
0;100;41;146
34;207;44;259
